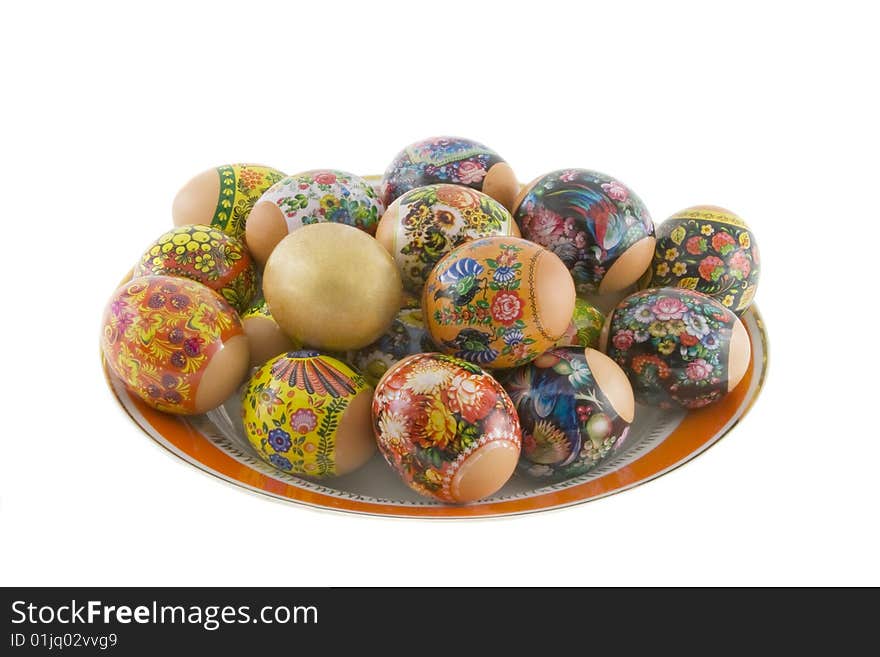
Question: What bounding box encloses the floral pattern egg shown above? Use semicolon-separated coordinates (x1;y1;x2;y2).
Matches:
245;169;384;266
241;296;299;368
241;351;375;477
644;205;760;315
376;184;520;294
372;353;521;503
601;288;751;409
380;136;519;211
499;347;634;479
347;306;435;387
514;169;655;294
172;163;286;238
133;225;258;313
101;276;250;414
556;297;605;349
423;236;575;369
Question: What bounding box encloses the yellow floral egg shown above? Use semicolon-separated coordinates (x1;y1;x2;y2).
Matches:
172;164;286;238
241;351;375;477
133;225;258;313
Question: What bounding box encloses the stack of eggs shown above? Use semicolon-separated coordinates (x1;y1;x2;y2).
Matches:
101;137;760;504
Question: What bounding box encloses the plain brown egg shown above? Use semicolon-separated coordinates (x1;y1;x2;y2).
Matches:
240;297;299;368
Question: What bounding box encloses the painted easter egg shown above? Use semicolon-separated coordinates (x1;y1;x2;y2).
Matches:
514;169;655;294
133;225;258;313
644;205;760;315
347;306;435;387
245;169;383;266
376;184;520;294
101;276;250;414
600;288;751;409
172;164;286;238
241;351;375;477
372;353;521;503
499;347;634;479
556;297;605;349
380;136;519;211
262;223;403;351
423;236;575;369
241;296;300;368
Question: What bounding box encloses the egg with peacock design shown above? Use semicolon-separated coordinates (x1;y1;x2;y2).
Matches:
600;288;751;409
556;297;605;349
241;351;375;477
133;225;258;313
246;169;384;266
514;169;655;294
380;136;519;211
172;163;286;238
372;353;521;503
423;236;575;369
101;276;250;415
346;305;436;387
499;347;634;479
376;184;520;294
643;205;760;315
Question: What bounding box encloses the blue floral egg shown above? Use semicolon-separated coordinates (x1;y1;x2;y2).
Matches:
601;288;751;409
499;347;634;479
380;136;519;211
515;169;655;294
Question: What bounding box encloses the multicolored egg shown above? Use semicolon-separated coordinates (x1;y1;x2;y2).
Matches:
172;164;286;238
600;288;751;409
241;296;300;368
245;169;383;266
262;223;403;351
133;225;258;313
241;351;375;477
644;205;760;315
376;184;520;294
101;276;250;414
380;136;519;211
556;297;605;349
372;353;521;503
347;305;435;387
499;347;634;479
514;169;655;294
423;236;575;369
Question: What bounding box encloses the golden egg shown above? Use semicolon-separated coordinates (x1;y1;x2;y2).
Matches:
262;223;403;351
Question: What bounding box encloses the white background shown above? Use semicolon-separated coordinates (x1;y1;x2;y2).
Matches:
1;0;877;586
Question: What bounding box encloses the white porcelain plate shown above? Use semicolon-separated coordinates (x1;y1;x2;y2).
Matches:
103;301;768;518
